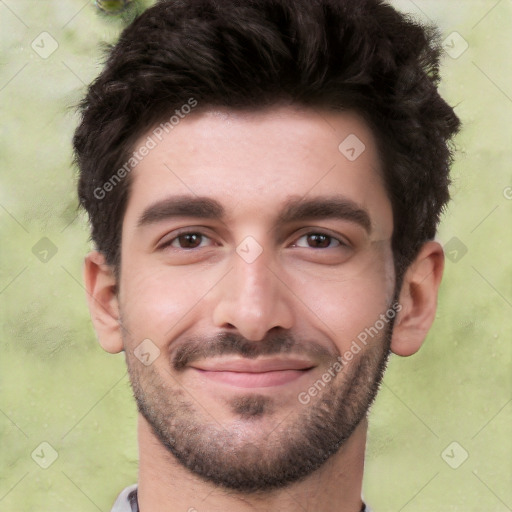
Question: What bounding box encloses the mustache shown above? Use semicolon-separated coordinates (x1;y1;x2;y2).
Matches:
172;331;336;371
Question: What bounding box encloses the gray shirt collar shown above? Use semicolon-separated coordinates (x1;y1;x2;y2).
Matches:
111;484;372;511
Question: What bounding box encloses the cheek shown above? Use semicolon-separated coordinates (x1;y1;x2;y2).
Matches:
285;248;395;350
297;277;390;343
119;263;223;341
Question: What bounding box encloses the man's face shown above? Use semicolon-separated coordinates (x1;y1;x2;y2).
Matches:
118;106;396;491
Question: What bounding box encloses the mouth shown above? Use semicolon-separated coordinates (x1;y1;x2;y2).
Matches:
189;357;316;388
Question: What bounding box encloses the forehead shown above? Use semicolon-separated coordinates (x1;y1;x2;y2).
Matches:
123;106;392;235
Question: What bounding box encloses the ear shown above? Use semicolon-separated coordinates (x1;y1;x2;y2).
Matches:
83;251;124;354
391;241;444;356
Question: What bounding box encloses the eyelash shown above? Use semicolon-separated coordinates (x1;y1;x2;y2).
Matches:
158;230;348;251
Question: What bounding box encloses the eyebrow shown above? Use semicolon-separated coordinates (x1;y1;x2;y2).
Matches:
277;195;372;234
137;194;372;233
137;195;224;227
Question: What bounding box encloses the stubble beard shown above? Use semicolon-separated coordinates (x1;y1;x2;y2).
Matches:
124;322;392;493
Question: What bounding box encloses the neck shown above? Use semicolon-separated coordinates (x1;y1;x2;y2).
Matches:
137;414;367;512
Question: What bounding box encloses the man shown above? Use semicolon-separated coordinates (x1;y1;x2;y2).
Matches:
73;0;460;510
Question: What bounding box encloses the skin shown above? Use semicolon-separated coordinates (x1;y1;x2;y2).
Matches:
84;105;444;511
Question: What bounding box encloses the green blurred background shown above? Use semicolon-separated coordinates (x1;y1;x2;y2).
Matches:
0;1;510;510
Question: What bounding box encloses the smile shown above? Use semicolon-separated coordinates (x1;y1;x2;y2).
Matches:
190;358;315;388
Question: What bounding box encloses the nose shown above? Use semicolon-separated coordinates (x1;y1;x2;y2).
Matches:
212;249;294;341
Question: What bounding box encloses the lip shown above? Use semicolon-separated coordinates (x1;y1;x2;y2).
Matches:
190;358;315;388
191;357;315;373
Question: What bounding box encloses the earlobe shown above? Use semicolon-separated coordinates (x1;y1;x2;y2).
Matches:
391;241;445;357
83;251;124;354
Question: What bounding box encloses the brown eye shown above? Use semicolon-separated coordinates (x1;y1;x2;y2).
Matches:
175;233;204;249
157;232;211;250
294;233;342;249
307;234;331;248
